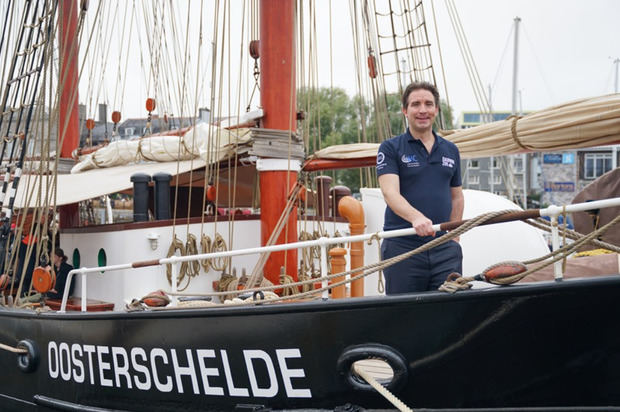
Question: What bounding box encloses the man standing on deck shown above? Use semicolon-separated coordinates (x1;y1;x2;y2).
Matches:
377;82;464;293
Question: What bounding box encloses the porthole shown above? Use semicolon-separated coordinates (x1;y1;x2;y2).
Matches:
72;248;80;268
97;248;107;273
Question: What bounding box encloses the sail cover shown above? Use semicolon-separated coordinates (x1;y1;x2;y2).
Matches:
443;94;620;159
13;159;206;208
71;124;251;173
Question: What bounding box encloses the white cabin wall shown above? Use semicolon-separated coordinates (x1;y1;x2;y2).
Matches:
61;219;350;310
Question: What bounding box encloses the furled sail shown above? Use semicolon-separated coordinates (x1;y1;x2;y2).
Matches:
443;94;620;159
307;94;620;163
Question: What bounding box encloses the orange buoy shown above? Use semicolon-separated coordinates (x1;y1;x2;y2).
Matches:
367;54;377;79
85;118;95;130
32;266;56;294
145;98;156;112
206;185;217;202
111;111;121;123
482;261;527;283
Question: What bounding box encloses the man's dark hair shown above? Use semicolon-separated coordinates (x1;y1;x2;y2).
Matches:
401;81;440;108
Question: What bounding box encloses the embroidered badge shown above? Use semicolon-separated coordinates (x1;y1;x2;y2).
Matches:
377;151;385;164
401;154;419;167
442;156;455;168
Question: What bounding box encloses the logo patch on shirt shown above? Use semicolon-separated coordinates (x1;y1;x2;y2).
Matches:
442;156;455;168
377;151;385;165
400;155;420;167
401;154;420;167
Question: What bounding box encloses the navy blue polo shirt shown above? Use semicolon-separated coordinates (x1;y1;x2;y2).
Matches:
376;129;461;243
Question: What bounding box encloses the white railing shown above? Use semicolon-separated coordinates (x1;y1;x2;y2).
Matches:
60;197;620;312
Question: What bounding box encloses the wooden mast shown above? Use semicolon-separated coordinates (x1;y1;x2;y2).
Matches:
259;0;299;285
58;0;80;228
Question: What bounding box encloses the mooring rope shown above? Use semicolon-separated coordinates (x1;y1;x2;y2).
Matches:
0;342;27;354
353;363;413;412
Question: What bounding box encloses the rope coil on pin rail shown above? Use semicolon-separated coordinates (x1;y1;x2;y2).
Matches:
209;233;228;272
166;235;189;290
200;234;212;271
185;234;201;278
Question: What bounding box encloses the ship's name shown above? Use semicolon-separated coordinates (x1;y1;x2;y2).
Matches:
47;341;312;398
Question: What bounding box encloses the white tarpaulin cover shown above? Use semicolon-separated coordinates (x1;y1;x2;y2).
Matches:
71;123;251;173
14;159;206;208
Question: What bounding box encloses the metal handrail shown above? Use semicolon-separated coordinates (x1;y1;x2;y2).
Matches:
59;197;620;312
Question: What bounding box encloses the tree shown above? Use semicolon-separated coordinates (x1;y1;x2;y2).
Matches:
297;87;455;194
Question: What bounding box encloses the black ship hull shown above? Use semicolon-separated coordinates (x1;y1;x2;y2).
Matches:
1;275;620;411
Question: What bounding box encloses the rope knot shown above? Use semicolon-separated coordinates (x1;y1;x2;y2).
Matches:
439;272;473;293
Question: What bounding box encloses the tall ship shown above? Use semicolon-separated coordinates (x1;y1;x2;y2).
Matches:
0;1;619;410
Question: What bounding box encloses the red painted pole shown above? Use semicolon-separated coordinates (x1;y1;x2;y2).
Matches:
259;0;298;285
58;0;80;228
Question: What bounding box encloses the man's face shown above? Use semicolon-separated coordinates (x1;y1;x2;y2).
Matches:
402;89;439;134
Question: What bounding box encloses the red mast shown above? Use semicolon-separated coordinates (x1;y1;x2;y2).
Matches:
259;0;299;285
58;0;80;228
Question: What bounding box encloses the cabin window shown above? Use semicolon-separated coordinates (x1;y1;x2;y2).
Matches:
584;153;612;179
492;158;500;169
124;127;135;137
492;174;502;184
468;159;479;169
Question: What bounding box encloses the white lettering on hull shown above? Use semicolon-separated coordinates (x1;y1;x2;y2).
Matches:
46;342;312;399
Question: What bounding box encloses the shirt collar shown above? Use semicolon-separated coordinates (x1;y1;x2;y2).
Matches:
405;129;443;147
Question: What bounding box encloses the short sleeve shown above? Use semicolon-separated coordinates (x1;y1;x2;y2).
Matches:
376;140;399;177
450;145;462;187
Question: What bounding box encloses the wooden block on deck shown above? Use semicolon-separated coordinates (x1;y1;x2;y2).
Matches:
45;297;115;312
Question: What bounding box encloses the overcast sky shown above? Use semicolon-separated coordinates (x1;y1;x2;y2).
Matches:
75;0;620;124
320;0;620;122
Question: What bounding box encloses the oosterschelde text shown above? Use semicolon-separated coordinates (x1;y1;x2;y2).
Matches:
47;341;312;398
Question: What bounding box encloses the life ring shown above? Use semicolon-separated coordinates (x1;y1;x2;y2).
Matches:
17;339;39;373
337;343;408;393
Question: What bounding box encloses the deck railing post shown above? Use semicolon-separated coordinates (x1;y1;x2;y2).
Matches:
319;237;329;300
549;214;564;280
81;270;87;312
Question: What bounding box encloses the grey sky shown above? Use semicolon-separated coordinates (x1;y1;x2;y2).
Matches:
321;0;620;123
75;0;620;125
